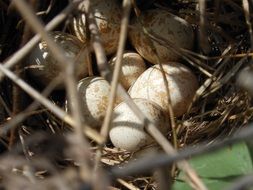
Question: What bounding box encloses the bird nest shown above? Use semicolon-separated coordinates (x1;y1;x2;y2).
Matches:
0;0;252;189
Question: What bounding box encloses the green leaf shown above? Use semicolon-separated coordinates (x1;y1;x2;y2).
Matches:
173;143;253;190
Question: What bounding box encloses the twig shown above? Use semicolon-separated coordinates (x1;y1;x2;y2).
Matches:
10;0;34;147
198;0;210;54
132;1;178;150
145;32;213;77
79;1;114;188
81;0;110;81
1;1;80;79
132;0;180;180
154;167;172;190
101;0;131;146
94;0;132;172
242;0;253;51
110;122;253;177
203;57;246;97
0;56;102;144
117;179;140;190
185;45;236;114
0;94;11;116
18;129;36;183
131;3;207;190
11;0;96;181
0;75;62;136
83;0;207;189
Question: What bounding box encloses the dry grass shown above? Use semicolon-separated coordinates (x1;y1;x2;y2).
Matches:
0;0;252;189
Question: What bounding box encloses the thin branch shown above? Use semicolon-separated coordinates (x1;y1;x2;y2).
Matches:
242;0;253;51
93;0;131;180
110;122;253;178
199;0;210;53
93;0;132;172
11;0;97;181
83;0;206;189
0;56;102;144
101;0;131;145
81;0;110;81
0;75;62;136
0;1;80;79
131;2;207;190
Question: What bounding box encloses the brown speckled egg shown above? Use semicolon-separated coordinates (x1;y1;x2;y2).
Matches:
72;0;121;55
109;51;146;90
26;32;89;89
129;9;194;64
109;98;169;151
129;63;198;117
77;76;121;128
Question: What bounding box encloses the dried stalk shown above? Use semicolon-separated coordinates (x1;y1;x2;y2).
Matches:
130;2;207;190
100;0;131;144
82;0;208;188
11;0;96;181
242;0;253;50
0;64;102;142
198;0;210;53
10;0;35;147
111;122;253;177
93;0;131;180
0;75;62;135
1;1;81;79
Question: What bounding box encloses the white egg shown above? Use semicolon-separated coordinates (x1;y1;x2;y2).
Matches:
109;51;146;90
72;0;121;55
129;9;194;64
109;98;169;151
26;32;89;89
129;63;198;117
77;76;121;128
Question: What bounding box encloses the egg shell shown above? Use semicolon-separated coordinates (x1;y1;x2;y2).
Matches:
129;9;194;64
132;145;160;160
109;51;146;90
129;63;198;117
237;66;253;96
109;98;169;151
26;32;89;89
77;76;121;128
72;0;121;55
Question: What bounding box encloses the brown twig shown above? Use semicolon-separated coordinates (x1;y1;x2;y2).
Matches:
1;1;80;79
0;64;102;143
198;0;210;54
131;3;207;190
11;0;98;182
78;0;208;189
242;0;253;51
93;0;131;179
0;75;62;136
101;0;131;147
9;0;35;148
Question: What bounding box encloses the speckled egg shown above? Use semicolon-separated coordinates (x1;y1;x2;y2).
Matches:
129;63;198;117
129;9;194;64
77;76;121;128
109;51;146;90
109;98;169;151
26;32;89;89
72;0;121;55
